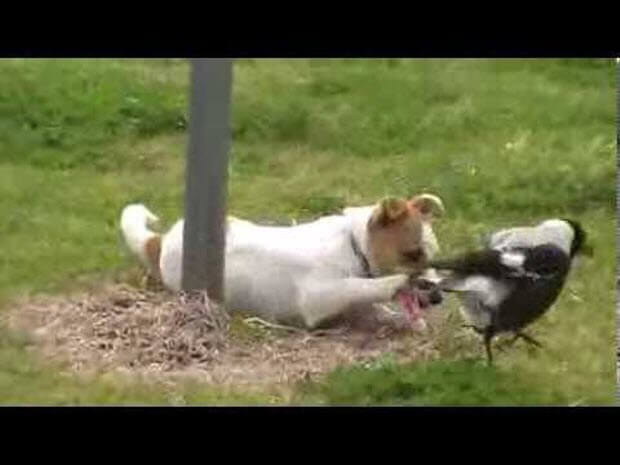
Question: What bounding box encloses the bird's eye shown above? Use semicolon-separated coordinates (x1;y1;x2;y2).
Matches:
403;248;424;262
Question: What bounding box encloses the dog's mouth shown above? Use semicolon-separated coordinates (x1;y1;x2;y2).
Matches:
397;290;422;325
395;280;442;329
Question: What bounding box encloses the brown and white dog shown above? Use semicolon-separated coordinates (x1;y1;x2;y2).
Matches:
120;194;444;330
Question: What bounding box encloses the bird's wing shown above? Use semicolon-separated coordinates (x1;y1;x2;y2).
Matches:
495;244;570;281
430;249;526;280
431;249;516;309
439;275;512;309
431;243;567;278
497;249;533;278
518;244;571;278
430;249;505;276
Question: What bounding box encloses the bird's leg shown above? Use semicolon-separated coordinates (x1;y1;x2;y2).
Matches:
461;323;495;363
515;331;543;349
495;339;511;353
462;324;498;358
461;324;483;335
496;330;543;353
496;333;520;351
483;328;494;365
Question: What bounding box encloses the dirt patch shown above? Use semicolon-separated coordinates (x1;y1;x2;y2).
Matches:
6;283;450;394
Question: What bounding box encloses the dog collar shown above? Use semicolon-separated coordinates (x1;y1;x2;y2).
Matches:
350;234;373;278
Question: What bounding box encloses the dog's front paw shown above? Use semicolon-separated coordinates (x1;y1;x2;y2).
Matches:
391;274;414;297
410;317;428;333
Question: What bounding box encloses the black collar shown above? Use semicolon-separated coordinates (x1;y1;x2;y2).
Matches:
350;233;373;277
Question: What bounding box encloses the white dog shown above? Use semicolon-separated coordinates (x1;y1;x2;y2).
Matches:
120;194;444;330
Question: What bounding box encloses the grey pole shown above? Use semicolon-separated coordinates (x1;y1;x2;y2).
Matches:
182;58;233;302
615;58;619;403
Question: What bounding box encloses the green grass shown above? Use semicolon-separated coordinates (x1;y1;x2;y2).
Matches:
0;58;615;405
293;359;577;406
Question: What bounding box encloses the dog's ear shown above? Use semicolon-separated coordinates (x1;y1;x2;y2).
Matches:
409;194;445;220
369;197;410;228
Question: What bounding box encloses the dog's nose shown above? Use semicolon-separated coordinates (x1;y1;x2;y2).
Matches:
429;288;443;305
415;278;434;290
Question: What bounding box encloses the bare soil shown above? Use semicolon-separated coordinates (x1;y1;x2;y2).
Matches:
6;283;449;395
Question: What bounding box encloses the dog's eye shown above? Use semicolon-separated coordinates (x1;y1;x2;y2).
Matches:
403;249;424;262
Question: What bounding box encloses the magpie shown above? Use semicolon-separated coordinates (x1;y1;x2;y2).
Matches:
428;218;591;364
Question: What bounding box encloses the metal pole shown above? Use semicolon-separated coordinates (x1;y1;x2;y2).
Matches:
615;57;619;403
182;59;233;302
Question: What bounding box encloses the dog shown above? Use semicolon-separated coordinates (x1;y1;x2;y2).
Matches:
120;194;445;330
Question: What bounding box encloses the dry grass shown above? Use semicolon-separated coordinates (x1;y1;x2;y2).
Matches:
6;282;453;395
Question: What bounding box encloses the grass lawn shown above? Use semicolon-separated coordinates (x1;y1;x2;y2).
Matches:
0;58;615;405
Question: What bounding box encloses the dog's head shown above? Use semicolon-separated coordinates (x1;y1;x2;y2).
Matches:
366;194;444;276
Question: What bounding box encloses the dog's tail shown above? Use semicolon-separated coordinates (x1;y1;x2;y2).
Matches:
120;203;162;279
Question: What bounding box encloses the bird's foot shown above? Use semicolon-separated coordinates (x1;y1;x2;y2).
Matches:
512;331;543;349
483;328;495;366
461;324;484;335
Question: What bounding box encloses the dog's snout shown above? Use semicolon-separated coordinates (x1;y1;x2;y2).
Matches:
429;288;443;305
413;278;443;306
415;278;434;290
403;248;425;264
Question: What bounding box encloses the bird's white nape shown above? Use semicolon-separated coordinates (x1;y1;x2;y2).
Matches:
489;219;575;256
538;219;575;252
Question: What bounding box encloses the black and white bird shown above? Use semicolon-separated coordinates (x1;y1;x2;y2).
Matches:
428;218;591;364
